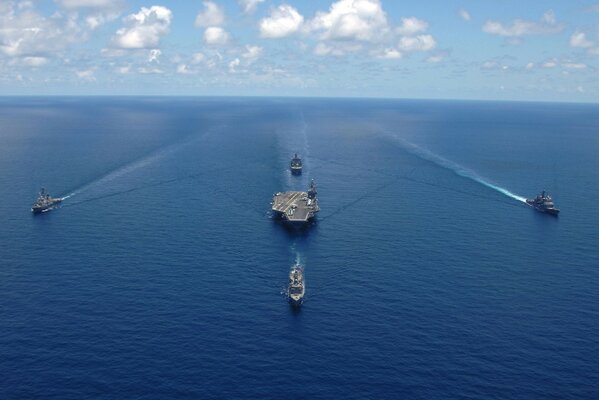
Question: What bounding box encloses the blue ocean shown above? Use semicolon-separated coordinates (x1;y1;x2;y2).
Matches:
1;97;598;399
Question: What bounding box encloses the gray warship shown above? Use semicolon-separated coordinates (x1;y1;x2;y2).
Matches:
288;264;305;306
290;153;302;175
31;188;63;213
526;190;559;216
271;180;319;225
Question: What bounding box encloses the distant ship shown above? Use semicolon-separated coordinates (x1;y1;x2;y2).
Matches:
288;264;305;306
526;190;559;216
290;153;302;175
31;188;63;213
271;180;320;225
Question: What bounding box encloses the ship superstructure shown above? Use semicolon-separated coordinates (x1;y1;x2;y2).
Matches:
290;153;302;175
31;188;63;213
288;264;305;306
526;190;560;215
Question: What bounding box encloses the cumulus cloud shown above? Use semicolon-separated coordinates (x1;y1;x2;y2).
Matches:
398;34;436;52
242;45;263;63
195;1;225;28
570;32;593;48
378;48;402;59
396;17;428;36
228;58;240;73
307;0;390;42
204;27;229;45
458;9;471;22
113;6;172;49
259;4;304;38
0;3;84;58
482;10;563;37
148;49;161;63
239;0;265;14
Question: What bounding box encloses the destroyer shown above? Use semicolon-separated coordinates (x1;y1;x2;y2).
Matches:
526;190;560;216
31;188;63;213
290;153;302;175
271;180;320;225
288;264;305;306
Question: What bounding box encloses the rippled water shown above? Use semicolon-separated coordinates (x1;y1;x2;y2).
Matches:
1;97;598;399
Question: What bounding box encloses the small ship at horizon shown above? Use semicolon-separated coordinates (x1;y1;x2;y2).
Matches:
271;180;320;225
526;190;559;216
31;188;63;213
288;264;305;306
290;153;302;175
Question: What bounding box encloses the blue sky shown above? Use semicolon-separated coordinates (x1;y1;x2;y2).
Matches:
1;0;598;101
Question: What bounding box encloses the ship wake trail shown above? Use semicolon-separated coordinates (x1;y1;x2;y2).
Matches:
387;134;527;203
62;129;216;200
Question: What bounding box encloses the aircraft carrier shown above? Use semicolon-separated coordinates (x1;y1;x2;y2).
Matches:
271;180;319;224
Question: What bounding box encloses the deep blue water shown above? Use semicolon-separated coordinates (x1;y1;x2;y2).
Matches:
1;97;598;399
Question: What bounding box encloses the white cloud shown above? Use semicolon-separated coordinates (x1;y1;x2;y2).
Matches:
22;56;49;66
570;32;593;48
526;62;534;70
116;64;131;74
113;6;172;49
398;35;436;52
148;49;161;63
57;0;121;9
458;9;471;22
426;54;444;63
562;62;587;69
396;17;428;36
75;68;96;81
307;0;390;42
195;1;225;28
242;45;263;63
314;42;333;56
0;4;84;58
84;11;120;29
542;59;557;68
378;48;402;59
176;64;192;74
229;58;240;73
482;60;499;69
138;67;163;74
259;4;304;38
239;0;265;14
483;10;563;37
204;27;229;45
191;52;206;64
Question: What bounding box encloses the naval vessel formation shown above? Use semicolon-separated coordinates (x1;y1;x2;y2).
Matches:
31;152;561;309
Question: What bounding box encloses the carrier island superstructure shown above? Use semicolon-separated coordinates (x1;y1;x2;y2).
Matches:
271;180;319;224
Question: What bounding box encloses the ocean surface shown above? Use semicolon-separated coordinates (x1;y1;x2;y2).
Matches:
1;97;598;399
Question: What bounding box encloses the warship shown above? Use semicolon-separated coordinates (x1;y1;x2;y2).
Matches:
288;264;305;306
526;190;559;216
290;153;302;175
271;180;319;225
31;188;63;213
